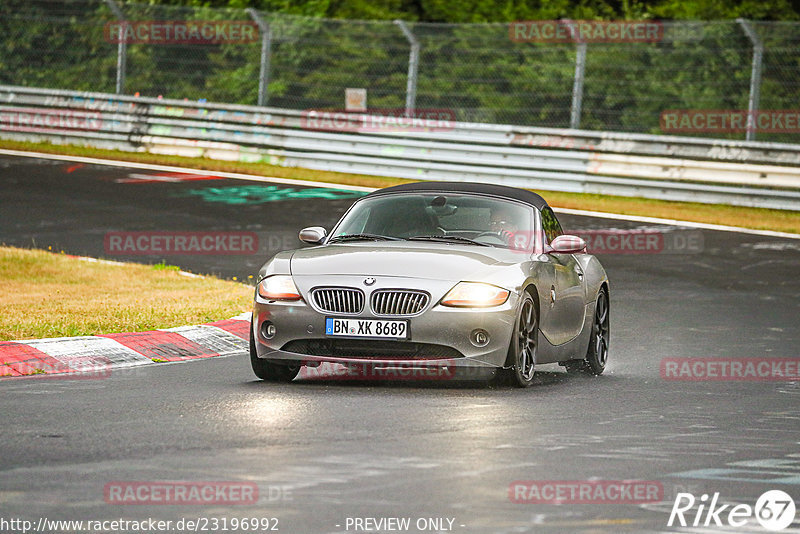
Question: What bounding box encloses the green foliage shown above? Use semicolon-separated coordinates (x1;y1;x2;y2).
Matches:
0;0;118;92
147;0;800;21
1;0;799;142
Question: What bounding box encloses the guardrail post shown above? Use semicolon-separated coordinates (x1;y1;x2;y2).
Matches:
562;20;586;130
104;0;127;94
737;18;763;142
247;9;272;107
394;20;419;117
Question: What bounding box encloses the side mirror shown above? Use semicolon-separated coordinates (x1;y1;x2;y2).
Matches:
548;235;586;254
299;226;327;244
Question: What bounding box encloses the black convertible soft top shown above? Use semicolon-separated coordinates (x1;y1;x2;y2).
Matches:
366;181;550;210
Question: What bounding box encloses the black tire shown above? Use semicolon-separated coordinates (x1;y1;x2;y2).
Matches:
250;322;300;382
564;288;609;375
495;292;538;387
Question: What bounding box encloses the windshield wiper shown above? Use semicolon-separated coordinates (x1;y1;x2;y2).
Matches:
328;233;402;242
408;235;492;247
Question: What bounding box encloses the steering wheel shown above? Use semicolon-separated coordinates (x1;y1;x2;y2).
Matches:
474;231;507;244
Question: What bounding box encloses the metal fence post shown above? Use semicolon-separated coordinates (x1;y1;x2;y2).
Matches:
247;9;272;107
104;0;126;94
394;20;419;117
570;43;587;129
562;20;586;130
737;18;763;142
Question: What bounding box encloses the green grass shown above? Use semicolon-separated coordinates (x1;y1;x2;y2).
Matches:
151;261;181;271
0;246;252;341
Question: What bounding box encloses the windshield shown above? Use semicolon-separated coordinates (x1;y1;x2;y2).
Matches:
330;193;536;249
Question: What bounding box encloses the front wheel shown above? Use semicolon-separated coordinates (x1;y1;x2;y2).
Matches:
250;322;300;382
495;293;538;387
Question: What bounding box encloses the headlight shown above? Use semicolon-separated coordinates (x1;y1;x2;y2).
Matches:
258;275;301;300
440;282;510;308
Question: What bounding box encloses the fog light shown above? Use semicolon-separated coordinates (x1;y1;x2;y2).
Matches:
470;329;490;347
261;321;276;339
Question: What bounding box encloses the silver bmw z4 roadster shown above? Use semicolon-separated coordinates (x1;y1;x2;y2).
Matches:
251;182;609;387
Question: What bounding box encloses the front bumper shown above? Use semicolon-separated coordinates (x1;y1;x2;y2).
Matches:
252;275;520;371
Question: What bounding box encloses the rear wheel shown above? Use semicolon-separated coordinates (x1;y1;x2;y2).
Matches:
495;293;538;387
250;322;300;382
564;288;609;375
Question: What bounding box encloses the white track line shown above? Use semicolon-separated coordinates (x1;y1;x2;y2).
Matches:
553;207;800;239
2;148;798;239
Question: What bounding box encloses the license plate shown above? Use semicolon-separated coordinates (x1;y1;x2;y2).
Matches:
325;317;409;339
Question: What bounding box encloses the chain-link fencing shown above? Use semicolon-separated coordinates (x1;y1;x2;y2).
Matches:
1;0;799;142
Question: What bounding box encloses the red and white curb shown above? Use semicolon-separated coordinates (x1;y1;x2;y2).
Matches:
0;313;251;379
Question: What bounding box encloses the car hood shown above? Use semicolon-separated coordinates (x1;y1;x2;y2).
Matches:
289;242;518;281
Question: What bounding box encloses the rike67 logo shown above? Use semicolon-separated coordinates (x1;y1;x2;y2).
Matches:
668;490;796;531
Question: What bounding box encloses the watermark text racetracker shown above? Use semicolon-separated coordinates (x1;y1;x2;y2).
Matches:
0;107;103;132
301;108;456;133
573;229;703;255
0;357;111;380
104;481;259;505
104;480;292;506
509;20;663;43
104;231;258;256
661;357;800;381
104;21;259;45
509;480;663;504
297;360;479;382
661;109;800;133
506;229;703;254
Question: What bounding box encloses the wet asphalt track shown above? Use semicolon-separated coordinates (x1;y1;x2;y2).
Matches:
1;154;800;533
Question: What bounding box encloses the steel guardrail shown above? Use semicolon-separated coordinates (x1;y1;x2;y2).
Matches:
1;85;800;210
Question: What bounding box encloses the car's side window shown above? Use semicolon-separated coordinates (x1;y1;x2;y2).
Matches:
541;207;563;244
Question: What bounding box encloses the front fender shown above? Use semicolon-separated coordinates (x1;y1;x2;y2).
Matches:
257;250;295;282
576;253;608;303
